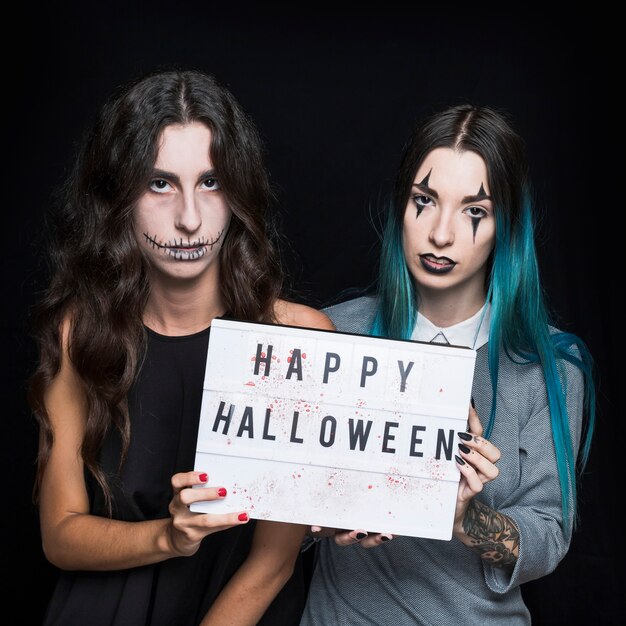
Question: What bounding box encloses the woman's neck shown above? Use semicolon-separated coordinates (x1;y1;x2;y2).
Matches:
143;268;225;336
417;287;487;328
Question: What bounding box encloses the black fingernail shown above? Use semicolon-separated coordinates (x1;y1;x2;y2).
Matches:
458;432;472;441
455;454;466;465
458;443;471;454
380;535;390;542
356;532;367;540
471;396;475;408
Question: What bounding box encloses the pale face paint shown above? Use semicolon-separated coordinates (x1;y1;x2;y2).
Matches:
402;148;495;303
133;122;231;283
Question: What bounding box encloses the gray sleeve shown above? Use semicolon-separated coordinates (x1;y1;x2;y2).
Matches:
323;296;377;335
483;356;585;593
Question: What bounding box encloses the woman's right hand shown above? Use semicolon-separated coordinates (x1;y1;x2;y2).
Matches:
167;471;249;557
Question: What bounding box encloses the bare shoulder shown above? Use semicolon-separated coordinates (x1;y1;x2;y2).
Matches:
273;299;336;331
59;313;73;352
47;312;87;418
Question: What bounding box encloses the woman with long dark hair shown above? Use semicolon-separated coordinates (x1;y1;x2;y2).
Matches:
28;68;334;626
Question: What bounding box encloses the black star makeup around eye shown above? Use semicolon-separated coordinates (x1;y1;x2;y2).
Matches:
418;169;432;188
471;215;480;243
475;183;488;201
413;169;434;219
415;197;425;219
466;182;490;243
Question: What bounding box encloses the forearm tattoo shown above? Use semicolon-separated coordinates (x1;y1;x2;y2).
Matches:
462;499;519;568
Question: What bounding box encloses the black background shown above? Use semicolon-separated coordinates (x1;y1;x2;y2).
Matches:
4;4;619;624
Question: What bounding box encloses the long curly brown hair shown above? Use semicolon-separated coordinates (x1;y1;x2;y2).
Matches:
28;69;284;513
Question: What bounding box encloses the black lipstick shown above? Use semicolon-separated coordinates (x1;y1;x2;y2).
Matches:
419;254;456;275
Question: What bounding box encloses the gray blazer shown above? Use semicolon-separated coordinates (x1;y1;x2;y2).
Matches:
301;296;584;626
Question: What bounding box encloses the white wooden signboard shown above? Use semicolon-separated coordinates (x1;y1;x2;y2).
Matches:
191;318;476;540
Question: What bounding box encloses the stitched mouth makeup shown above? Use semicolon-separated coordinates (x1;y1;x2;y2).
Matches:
419;254;456;274
143;231;224;260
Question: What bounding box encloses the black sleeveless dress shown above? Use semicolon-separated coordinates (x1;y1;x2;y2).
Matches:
42;326;307;625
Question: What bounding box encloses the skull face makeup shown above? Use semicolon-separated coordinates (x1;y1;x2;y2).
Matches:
133;122;231;286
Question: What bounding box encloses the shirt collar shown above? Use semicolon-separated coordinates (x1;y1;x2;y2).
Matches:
410;302;491;349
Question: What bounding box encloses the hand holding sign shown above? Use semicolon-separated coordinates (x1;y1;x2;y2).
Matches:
167;471;250;558
319;402;502;548
310;525;394;548
452;404;501;536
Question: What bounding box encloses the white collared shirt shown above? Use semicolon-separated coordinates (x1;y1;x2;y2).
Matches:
410;303;491;350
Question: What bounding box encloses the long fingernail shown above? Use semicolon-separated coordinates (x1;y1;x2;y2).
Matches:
199;473;208;483
238;513;249;522
455;454;466;465
458;432;472;441
458;443;471;454
471;396;475;408
218;487;227;497
356;532;367;540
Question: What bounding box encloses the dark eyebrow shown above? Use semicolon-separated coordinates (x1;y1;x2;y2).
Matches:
412;181;492;204
412;183;439;200
463;183;491;204
151;169;179;185
151;168;217;185
462;192;492;203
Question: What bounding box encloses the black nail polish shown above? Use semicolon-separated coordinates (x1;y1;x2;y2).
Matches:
458;432;472;441
380;535;390;542
471;396;475;408
356;532;367;540
455;454;466;465
458;443;471;454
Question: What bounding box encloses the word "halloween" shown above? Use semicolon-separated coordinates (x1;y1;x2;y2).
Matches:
212;401;455;461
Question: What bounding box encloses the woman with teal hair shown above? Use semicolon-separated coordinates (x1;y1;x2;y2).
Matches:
301;104;595;625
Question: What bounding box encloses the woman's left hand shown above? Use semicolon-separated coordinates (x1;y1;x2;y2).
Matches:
309;525;393;548
453;403;501;529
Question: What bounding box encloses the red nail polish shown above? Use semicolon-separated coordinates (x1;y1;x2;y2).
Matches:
238;513;248;522
199;473;208;483
218;487;227;497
